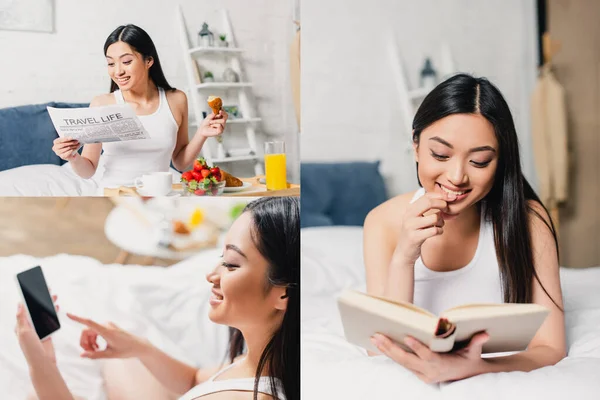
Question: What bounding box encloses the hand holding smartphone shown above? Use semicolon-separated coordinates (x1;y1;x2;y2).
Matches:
16;266;61;340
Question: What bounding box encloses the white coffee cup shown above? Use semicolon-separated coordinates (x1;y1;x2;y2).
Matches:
134;172;172;196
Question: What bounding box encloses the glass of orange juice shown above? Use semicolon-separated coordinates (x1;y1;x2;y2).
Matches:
264;141;287;190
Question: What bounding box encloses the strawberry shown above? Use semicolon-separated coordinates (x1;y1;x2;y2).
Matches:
181;171;194;181
194;189;206;196
193;160;204;171
211;187;219;195
201;169;211;178
191;170;203;181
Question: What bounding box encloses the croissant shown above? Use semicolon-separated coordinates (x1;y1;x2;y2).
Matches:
221;170;243;187
173;220;191;235
207;96;222;116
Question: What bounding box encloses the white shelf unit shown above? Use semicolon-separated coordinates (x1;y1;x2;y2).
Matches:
389;39;456;151
189;117;262;127
188;46;244;56
407;87;431;100
212;154;258;163
194;82;253;89
177;7;264;175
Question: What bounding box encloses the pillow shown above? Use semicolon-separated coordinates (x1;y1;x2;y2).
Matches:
0;102;89;171
300;161;387;227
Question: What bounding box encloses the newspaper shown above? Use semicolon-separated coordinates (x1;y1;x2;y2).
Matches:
47;104;150;144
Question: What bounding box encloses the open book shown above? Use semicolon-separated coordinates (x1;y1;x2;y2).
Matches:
338;290;549;354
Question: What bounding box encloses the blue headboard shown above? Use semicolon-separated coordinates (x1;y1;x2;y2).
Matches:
0;102;89;172
300;161;388;228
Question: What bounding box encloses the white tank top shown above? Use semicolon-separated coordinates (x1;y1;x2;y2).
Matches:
178;360;286;400
411;188;503;315
100;87;178;187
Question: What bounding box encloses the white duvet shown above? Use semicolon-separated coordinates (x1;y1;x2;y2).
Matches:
301;226;600;400
0;161;182;196
0;251;229;400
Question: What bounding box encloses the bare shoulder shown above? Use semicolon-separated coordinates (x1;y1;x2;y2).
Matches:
526;200;559;262
165;89;187;109
89;93;115;107
526;199;554;234
364;190;418;230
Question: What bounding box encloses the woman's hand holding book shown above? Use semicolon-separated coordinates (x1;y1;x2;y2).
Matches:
370;331;490;384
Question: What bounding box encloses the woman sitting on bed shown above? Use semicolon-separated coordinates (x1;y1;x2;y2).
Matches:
364;74;565;383
15;197;299;400
51;24;228;188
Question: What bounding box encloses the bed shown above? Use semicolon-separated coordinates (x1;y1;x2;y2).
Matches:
300;161;600;400
0;251;229;399
301;226;600;400
0;161;184;197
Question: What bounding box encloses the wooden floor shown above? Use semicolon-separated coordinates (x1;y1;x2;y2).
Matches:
0;198;176;266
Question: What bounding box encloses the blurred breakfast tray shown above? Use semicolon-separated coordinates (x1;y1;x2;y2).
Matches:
103;176;300;197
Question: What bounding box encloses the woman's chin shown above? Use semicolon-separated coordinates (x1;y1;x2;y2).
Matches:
208;310;223;324
441;211;459;221
115;79;134;90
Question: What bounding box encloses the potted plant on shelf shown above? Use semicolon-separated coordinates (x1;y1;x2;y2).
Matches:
218;34;228;47
203;71;214;83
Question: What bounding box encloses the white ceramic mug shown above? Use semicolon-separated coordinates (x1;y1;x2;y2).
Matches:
134;172;172;196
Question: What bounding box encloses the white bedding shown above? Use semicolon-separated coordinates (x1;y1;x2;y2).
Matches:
301;226;600;400
0;164;100;196
0;161;182;196
0;251;229;399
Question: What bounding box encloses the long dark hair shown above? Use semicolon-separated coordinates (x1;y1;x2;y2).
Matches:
103;24;175;93
227;197;300;400
412;73;560;307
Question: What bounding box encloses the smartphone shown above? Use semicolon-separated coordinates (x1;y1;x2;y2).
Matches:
16;266;60;340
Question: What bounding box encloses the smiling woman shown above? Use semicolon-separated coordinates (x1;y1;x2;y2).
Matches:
50;24;229;189
364;73;566;383
15;196;300;400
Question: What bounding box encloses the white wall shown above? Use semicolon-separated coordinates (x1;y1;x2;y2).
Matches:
0;0;299;181
302;0;538;196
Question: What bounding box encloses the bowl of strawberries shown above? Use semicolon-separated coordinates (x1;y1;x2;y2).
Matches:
181;157;226;196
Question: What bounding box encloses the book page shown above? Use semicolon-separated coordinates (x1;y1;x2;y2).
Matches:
441;304;549;353
366;292;437;318
442;302;547;318
47;104;150;144
338;290;447;353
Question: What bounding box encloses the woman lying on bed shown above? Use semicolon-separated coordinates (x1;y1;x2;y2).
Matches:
15;197;299;400
51;24;228;188
364;73;565;383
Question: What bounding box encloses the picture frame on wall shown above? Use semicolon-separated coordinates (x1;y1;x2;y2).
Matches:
0;0;55;33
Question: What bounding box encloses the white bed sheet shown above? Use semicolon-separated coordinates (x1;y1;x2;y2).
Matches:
0;251;229;400
301;226;600;400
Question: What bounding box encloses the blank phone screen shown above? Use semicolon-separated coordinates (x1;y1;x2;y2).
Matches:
16;266;60;339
